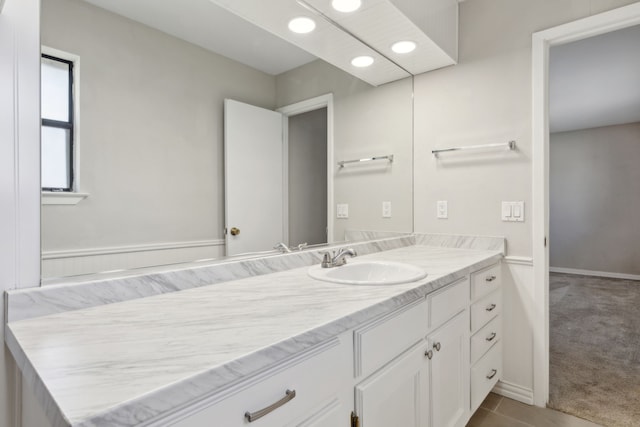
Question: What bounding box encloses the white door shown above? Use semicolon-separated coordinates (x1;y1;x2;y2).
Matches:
428;312;469;427
355;343;430;427
224;99;283;256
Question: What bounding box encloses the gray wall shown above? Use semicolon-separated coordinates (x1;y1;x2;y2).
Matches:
40;0;276;252
550;122;640;275
288;108;328;246
276;61;414;242
412;0;638;258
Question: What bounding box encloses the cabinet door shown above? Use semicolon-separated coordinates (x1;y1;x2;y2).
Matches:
355;343;430;427
428;311;469;427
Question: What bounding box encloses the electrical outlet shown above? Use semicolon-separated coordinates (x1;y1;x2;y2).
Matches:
437;201;448;219
336;203;349;219
382;201;392;218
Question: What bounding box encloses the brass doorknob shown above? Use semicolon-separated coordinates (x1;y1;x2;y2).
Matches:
230;227;240;236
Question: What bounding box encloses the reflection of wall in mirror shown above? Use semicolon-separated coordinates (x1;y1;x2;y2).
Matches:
40;0;415;278
276;61;415;243
40;0;276;276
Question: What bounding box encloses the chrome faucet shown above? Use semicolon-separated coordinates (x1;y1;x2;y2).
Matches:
273;242;292;253
321;248;357;268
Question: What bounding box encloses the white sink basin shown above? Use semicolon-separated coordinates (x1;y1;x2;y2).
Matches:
308;261;427;285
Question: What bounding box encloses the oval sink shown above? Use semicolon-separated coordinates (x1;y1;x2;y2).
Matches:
308;261;427;285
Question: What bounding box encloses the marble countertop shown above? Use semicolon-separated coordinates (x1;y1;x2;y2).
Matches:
6;244;502;427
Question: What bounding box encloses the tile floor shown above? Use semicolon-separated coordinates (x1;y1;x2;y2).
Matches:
466;393;603;427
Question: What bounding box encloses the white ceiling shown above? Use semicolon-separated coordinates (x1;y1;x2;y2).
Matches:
83;0;316;75
549;24;640;133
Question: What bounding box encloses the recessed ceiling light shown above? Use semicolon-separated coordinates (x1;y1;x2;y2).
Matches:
288;17;316;34
391;41;416;54
332;0;362;12
351;56;374;67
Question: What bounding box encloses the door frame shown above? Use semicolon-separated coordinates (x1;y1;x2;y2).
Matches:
277;94;334;244
531;2;640;406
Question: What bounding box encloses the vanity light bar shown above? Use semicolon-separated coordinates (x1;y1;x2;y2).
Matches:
338;154;394;168
432;141;516;157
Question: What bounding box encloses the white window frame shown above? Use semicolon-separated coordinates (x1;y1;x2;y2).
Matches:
41;45;88;205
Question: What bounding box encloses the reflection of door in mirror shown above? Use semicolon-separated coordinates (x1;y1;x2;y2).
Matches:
224;99;329;256
224;99;284;256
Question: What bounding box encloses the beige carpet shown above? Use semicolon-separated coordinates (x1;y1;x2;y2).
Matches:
549;273;640;427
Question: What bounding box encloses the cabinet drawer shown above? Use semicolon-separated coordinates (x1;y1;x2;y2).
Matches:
471;340;502;413
471;263;501;300
428;276;469;330
354;299;428;378
169;338;350;427
470;290;501;332
470;315;501;364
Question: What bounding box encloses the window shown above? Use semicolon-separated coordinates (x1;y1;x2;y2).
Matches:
41;53;74;192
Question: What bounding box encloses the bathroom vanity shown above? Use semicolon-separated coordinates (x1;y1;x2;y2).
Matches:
5;235;504;427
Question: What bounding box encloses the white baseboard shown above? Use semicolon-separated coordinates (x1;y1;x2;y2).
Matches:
550;266;640;281
493;380;534;405
41;239;225;278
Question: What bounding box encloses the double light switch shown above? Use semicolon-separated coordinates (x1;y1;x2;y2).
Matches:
502;201;524;222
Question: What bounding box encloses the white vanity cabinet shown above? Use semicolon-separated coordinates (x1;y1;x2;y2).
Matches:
353;276;471;427
165;261;503;427
427;313;469;427
353;299;431;427
168;336;351;427
469;262;503;413
426;278;470;427
355;342;430;427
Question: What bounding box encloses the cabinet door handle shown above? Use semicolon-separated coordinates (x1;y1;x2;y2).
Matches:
486;369;498;380
245;389;296;422
486;332;497;342
433;342;441;352
425;349;433;360
485;275;497;282
486;303;497;312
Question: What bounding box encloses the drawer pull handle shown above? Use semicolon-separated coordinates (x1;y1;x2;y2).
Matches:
485;275;497;282
486;332;497;342
486;303;497;312
433;342;441;352
486;369;498;380
425;349;433;360
245;389;296;422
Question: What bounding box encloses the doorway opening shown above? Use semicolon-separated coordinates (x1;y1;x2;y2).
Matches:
285;107;328;247
546;24;640;426
278;93;335;247
531;0;640;415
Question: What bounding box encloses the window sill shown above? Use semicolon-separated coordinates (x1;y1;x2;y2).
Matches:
42;192;89;205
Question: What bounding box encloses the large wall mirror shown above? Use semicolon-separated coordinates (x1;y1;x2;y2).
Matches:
40;0;414;279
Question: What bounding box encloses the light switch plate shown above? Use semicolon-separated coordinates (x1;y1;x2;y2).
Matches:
437;201;448;219
382;201;392;218
502;201;524;222
337;203;349;219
